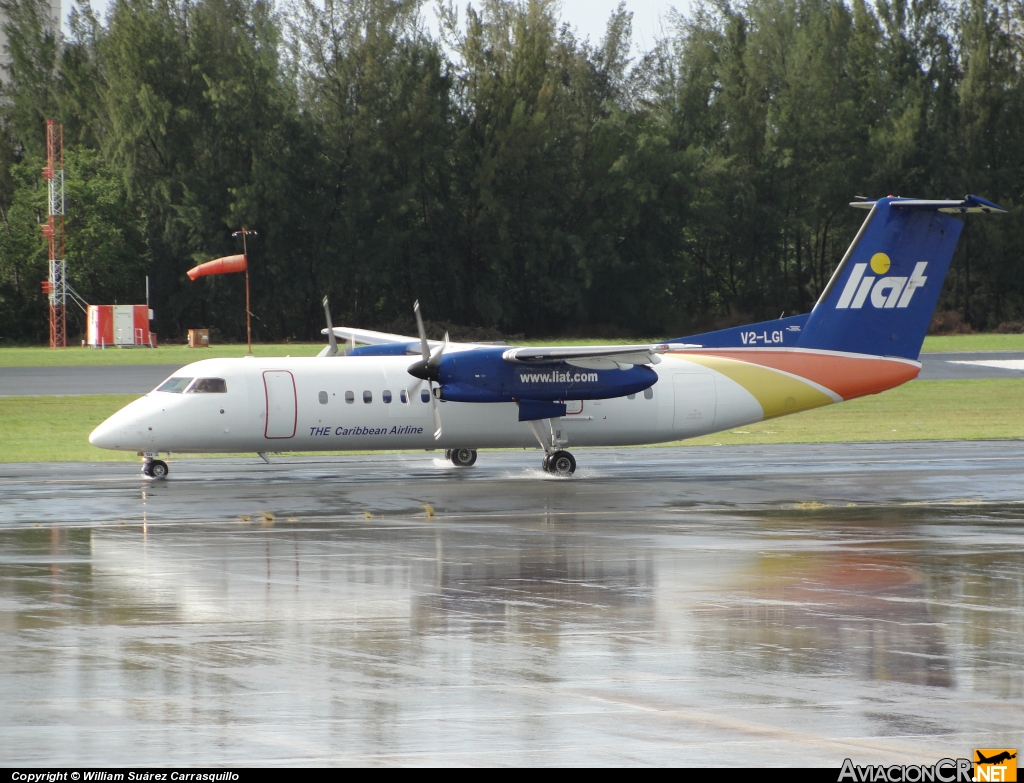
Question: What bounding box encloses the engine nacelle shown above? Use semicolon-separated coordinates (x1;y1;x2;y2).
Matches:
436;348;658;403
349;343;417;356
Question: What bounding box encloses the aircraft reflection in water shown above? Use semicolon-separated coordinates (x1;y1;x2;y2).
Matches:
686;504;1024;711
409;541;656;635
59;511;1020;692
83;525;657;632
88;196;1004;478
3;480;1023;764
695;549;955;689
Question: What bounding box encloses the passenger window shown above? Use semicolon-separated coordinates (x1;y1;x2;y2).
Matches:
420;389;430;403
318;391;328;405
157;377;193;393
644;388;654;400
382;390;392;403
345;391;354;404
188;378;227;393
627;393;636;400
400;389;408;403
363;390;372;403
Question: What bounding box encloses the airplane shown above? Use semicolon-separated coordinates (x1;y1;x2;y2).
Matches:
89;195;1004;479
976;752;1016;765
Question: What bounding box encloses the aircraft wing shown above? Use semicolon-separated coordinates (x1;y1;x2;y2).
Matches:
502;344;669;369
321;326;436;347
319;325;668;368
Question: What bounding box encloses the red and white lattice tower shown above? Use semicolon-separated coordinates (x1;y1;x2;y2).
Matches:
41;120;65;348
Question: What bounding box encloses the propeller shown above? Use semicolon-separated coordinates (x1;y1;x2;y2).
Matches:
407;300;444;439
320;296;355;356
414;300;430;365
322;297;338;357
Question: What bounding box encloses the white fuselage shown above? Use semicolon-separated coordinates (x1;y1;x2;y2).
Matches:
88;354;770;454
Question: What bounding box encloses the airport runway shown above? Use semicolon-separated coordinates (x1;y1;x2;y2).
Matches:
1;352;1021;396
917;351;1024;379
0;364;180;395
1;442;1022;765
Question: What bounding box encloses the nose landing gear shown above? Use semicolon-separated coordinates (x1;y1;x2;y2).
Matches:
142;455;169;479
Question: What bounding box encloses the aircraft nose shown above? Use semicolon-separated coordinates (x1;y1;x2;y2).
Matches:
89;416;125;449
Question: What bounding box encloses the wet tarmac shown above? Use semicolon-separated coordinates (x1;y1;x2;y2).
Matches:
1;442;1023;765
1;351;1022;396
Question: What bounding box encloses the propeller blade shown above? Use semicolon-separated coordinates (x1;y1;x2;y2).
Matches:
409;300;446;391
322;297;338;357
413;300;430;362
430;384;442;440
428;342;445;370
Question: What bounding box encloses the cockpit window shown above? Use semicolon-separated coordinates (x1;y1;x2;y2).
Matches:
157;377;193;393
188;378;227;393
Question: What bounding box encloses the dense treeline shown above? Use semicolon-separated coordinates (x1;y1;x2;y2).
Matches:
1;0;1022;343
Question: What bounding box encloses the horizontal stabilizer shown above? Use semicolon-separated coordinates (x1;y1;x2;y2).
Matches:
850;195;1006;213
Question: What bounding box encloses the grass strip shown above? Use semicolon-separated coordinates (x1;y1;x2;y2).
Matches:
1;379;1021;463
1;394;142;463
0;343;326;367
920;333;1024;352
683;378;1024;446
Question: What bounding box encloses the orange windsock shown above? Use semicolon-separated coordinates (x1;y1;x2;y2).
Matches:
187;254;247;280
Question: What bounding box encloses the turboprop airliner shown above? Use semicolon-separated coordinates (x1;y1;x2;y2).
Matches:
90;195;1004;478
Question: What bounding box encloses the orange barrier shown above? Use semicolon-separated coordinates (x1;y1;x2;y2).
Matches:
187;254;247;280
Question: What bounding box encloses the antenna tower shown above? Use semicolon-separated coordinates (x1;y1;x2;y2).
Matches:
41;120;65;348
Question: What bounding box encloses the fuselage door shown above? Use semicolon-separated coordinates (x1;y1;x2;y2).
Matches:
264;370;297;439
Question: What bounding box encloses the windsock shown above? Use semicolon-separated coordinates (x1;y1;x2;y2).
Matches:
187;254;246;280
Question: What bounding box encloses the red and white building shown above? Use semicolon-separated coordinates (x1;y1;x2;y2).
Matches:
87;305;154;347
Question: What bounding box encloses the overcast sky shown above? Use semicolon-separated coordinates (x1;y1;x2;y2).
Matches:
555;0;684;53
81;0;689;57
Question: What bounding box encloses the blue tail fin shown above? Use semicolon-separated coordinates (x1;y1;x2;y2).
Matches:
797;196;1003;360
668;196;1003;357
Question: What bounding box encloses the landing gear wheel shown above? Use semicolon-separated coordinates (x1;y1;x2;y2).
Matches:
545;450;576;476
449;448;477;467
148;459;169;479
444;449;453;461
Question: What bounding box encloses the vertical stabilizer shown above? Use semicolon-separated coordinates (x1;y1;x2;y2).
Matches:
798;196;1003;360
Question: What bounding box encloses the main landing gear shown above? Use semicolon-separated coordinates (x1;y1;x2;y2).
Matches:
142;454;169;479
543;450;576;477
445;448;478;467
524;418;577;476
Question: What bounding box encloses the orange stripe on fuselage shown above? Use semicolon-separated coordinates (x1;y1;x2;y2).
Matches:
667;350;919;400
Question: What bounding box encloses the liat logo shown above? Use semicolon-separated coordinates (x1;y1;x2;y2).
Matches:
836;253;928;309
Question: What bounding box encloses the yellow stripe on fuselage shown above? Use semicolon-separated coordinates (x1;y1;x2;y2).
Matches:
676;354;835;420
